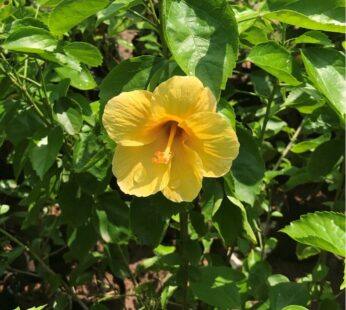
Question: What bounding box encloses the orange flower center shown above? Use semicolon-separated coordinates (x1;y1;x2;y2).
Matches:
152;122;178;164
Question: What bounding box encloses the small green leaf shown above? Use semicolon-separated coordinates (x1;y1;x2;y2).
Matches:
295;30;332;46
63;42;103;67
301;47;346;121
264;0;346;34
29;127;63;178
48;0;109;35
291;133;331;153
307;138;344;178
247;41;302;86
190;266;242;309
2;27;57;54
53;97;83;135
0;204;10;215
163;0;238;98
55;65;96;90
296;243;320;260
281;211;345;257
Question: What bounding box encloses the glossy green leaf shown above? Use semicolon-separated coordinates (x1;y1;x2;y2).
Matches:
53;97;83;135
264;0;346;33
29;127;63;178
48;0;109;35
247;41;302;86
55;65;96;90
281;211;345;257
63;42;103;67
2;27;57;54
301;48;346;121
295;30;332;46
190;266;242;309
163;0;238;98
99;56;164;105
307;138;344;178
270;282;309;310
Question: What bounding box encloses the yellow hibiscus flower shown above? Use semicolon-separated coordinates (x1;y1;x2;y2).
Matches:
102;76;239;202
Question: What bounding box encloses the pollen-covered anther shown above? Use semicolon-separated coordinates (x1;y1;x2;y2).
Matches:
152;150;172;164
152;122;178;164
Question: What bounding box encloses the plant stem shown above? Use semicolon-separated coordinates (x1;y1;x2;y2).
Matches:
179;209;189;310
259;83;277;145
273;119;304;170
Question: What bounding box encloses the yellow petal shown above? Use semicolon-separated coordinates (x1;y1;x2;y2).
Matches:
181;112;239;177
102;90;157;146
162;140;203;202
151;76;216;122
113;133;170;197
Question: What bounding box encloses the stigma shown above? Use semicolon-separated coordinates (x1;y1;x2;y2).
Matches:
152;122;178;164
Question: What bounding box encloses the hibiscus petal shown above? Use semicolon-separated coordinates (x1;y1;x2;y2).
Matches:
102;90;157;146
113;134;170;197
162;140;203;202
181;112;239;177
151;76;216;122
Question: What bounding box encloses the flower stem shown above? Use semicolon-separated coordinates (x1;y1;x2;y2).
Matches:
259;83;278;145
179;209;189;309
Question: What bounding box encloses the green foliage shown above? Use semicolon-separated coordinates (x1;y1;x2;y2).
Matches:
281;212;345;257
0;0;344;308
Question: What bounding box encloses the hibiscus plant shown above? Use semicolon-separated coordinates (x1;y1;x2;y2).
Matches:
0;0;344;309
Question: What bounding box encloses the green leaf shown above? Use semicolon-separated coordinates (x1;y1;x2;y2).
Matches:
281;211;345;257
264;0;346;34
99;56;164;106
2;27;57;54
163;0;238;98
247;41;302;86
96;192;130;244
307;138;344;178
53;97;83;135
291;133;331;153
48;0;109;35
10;17;49;32
130;196;170;247
29;127;63;178
232;127;265;186
296;243;320;260
269;282;309;310
189;266;242;309
63;42;103;67
282;85;325;114
58;178;93;227
301;48;346;121
295;30;332;46
55;65;96;90
213;195;256;245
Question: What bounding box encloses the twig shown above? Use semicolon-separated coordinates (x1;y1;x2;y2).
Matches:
273;120;304;170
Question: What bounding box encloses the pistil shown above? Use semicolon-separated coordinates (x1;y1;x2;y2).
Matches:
152;123;178;164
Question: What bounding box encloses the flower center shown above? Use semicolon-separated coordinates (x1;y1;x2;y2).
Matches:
152;122;178;164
